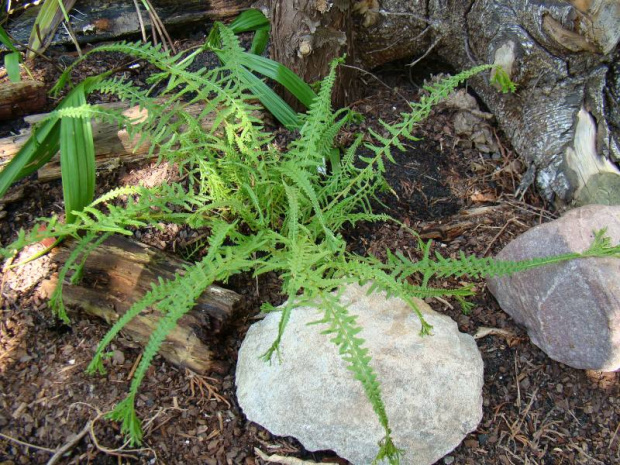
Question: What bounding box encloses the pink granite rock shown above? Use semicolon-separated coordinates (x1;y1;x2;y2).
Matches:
487;205;620;371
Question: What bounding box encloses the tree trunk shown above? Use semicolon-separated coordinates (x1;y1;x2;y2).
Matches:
268;0;620;206
267;0;361;108
363;0;620;205
39;235;243;374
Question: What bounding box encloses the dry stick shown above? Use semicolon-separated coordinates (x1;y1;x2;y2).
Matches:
368;25;430;56
147;0;176;54
254;448;339;465
610;421;620;450
60;19;83;57
569;444;606;464
148;9;161;48
407;35;442;70
142;0;176;54
502;198;557;221
509;388;538;442
46;421;92;465
127;353;143;381
0;432;56;454
377;9;440;25
513;351;521;409
88;411;154;460
482;217;518;256
132;0;148;43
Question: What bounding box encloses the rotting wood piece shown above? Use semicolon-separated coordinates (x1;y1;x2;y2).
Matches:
418;220;476;242
7;0;253;47
0;81;47;121
0;102;266;182
39;235;243;374
0;102;154;180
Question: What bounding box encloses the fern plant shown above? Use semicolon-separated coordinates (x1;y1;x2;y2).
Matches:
1;17;619;464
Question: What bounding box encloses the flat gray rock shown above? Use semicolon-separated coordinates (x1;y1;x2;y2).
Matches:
487;205;620;371
236;284;484;465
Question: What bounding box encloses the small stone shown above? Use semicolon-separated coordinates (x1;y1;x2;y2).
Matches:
111;350;125;365
519;377;531;390
443;456;455;464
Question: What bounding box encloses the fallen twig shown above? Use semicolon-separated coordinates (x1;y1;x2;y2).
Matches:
46;421;92;465
0;432;56;454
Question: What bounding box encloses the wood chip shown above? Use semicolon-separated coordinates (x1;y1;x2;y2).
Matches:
474;326;520;346
254;448;339;465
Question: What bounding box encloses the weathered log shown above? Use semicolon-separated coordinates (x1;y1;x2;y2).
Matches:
39;235;243;374
0;102;266;182
0;103;154;182
7;0;253;48
0;81;47;121
268;0;620;206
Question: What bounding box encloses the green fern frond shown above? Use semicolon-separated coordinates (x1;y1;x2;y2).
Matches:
105;394;142;446
313;290;402;465
49;232;103;323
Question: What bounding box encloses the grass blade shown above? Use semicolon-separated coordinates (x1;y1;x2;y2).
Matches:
0;119;60;197
228;9;270;33
28;0;77;57
239;52;316;108
59;88;96;223
4;52;21;82
0;25;20;53
249;29;269;55
237;66;300;129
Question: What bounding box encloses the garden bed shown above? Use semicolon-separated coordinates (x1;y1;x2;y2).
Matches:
0;35;618;465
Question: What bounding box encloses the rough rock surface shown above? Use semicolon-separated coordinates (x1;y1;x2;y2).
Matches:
487;205;620;371
236;284;484;465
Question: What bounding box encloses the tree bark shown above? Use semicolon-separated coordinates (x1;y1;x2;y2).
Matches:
267;0;361;108
39;235;243;374
357;0;620;205
267;0;620;205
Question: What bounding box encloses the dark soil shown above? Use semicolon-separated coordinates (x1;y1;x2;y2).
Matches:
1;32;619;465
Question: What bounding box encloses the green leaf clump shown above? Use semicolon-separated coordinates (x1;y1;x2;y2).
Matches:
1;10;618;464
